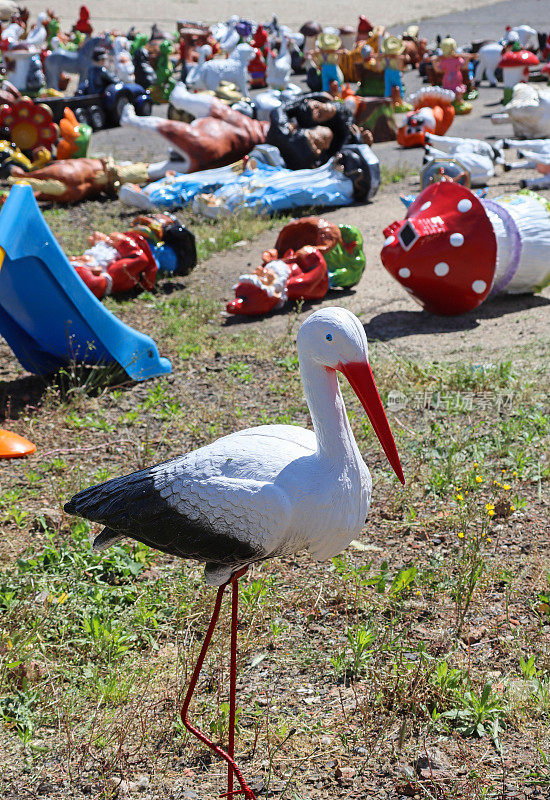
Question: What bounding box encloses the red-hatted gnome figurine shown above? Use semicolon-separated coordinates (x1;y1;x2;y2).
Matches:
253;24;269;54
74;6;92;36
70;231;158;299
227;246;329;315
248;47;267;88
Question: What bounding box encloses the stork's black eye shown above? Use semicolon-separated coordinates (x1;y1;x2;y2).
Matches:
325;333;333;341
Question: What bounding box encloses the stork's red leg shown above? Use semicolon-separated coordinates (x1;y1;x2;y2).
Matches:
227;573;239;798
180;567;256;800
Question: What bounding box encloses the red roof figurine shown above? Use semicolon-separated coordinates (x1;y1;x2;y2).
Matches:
381;182;497;315
75;5;93;36
357;16;374;41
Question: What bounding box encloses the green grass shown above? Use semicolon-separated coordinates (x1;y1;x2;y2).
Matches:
43;200;289;259
380;162;417;186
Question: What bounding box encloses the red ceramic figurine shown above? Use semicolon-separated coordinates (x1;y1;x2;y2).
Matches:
227;247;329;315
74;6;93;36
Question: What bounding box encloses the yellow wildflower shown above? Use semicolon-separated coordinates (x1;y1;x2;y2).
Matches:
510;505;516;512
456;493;464;501
458;531;465;539
487;537;492;543
502;484;510;491
475;475;483;483
513;471;518;477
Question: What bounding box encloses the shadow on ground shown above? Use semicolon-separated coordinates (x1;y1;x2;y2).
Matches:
364;294;550;342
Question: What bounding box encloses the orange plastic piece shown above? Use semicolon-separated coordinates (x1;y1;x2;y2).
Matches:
0;429;36;459
58;107;80;159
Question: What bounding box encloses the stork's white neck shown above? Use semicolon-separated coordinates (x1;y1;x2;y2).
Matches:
299;355;361;463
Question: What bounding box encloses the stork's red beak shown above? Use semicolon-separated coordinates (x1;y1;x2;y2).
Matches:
339;361;405;484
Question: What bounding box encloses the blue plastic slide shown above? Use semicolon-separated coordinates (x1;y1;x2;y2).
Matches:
0;183;171;381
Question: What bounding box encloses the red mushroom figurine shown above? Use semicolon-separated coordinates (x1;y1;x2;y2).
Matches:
381;182;497;315
381;181;550;314
498;44;539;103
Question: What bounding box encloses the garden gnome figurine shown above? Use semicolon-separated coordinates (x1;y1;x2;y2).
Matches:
74;5;92;36
248;47;266;88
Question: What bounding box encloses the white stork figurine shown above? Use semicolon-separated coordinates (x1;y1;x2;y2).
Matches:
65;306;404;800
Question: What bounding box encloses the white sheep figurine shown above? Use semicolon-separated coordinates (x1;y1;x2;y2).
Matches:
186;43;254;98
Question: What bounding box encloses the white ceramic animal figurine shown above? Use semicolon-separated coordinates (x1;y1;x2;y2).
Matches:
65;305;404;800
266;33;292;91
475;41;505;87
492;83;550;138
218;15;240;55
187;43;253;98
185;43;212;88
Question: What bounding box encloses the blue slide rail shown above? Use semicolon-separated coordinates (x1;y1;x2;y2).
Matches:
0;184;171;381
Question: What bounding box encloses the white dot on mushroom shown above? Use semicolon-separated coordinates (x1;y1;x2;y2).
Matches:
384;235;395;246
472;280;487;294
457;199;472;213
434;262;450;276
450;233;464;247
420;201;431;211
398;268;411;278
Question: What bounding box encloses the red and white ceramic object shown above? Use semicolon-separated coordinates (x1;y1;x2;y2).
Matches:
381;182;497;315
498;49;539;91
